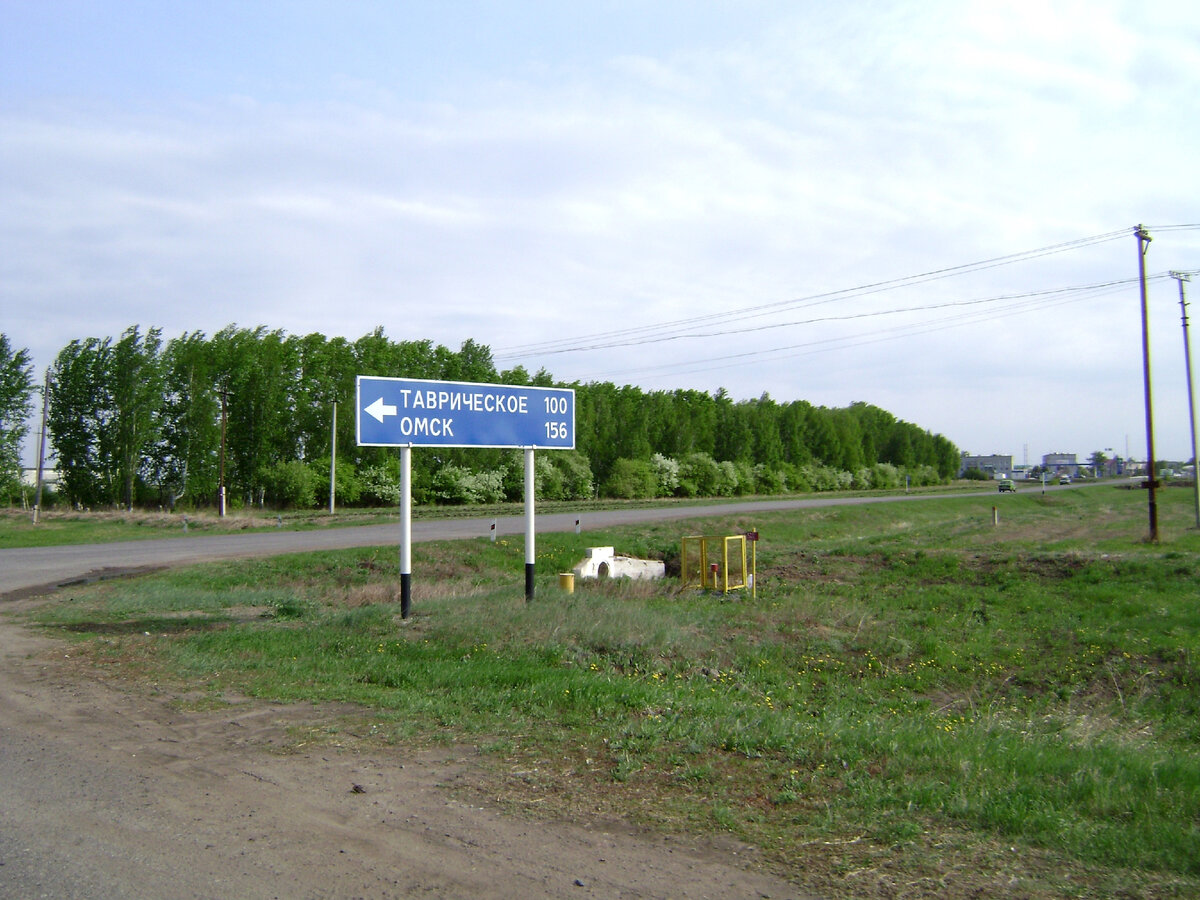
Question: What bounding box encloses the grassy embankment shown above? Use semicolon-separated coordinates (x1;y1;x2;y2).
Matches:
0;481;991;548
14;484;1200;898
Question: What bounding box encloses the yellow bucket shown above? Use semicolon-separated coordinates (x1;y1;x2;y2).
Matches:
557;572;575;593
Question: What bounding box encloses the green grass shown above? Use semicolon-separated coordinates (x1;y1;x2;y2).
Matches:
16;484;1200;898
0;480;1008;548
0;506;395;548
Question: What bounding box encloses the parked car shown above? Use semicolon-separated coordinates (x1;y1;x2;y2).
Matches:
998;479;1016;493
1059;475;1072;485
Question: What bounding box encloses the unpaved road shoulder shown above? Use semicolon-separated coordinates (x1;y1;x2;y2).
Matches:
0;606;803;899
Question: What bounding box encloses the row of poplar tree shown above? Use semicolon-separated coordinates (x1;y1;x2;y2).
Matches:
1;326;960;509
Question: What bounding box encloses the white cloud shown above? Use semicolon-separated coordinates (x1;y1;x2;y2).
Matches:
3;1;1200;464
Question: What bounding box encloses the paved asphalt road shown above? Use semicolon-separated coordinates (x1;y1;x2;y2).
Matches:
0;487;1072;599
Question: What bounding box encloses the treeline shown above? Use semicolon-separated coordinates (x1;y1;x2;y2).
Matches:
7;326;959;509
0;335;35;498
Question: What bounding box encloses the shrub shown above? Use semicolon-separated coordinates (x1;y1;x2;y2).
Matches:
871;462;902;490
260;460;319;509
432;464;506;505
908;464;942;487
309;457;361;505
649;453;680;497
753;464;787;494
799;464;838;492
678;452;722;497
358;463;401;505
715;460;740;496
535;454;566;500
554;450;595;500
601;458;658;499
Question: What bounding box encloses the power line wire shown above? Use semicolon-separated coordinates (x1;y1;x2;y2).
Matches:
569;274;1159;384
494;228;1132;360
519;276;1147;356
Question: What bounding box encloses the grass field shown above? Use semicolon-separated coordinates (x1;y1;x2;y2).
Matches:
14;483;1200;898
0;482;988;549
0;505;394;547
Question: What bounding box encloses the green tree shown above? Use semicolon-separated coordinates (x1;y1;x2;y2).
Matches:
440;338;497;383
829;409;865;471
36;322;963;507
48;337;112;506
290;333;355;464
109;326;163;508
929;433;959;480
210;326;297;505
574;381;619;484
48;328;168;508
613;385;652;462
749;393;784;468
0;335;35;500
712;389;754;463
882;425;916;469
805;408;842;468
668;388;717;458
778;400;814;466
154;332;219;507
848;401;895;464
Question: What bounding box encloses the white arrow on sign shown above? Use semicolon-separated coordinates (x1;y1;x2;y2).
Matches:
364;397;397;423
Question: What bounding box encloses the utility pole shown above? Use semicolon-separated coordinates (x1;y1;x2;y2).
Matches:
1135;224;1158;541
32;369;50;524
218;385;230;517
329;400;337;515
1171;270;1200;529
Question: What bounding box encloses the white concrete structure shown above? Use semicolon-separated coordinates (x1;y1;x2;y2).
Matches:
19;466;61;488
572;546;665;581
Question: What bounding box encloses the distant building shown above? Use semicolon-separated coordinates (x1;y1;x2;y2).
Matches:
1042;453;1079;477
961;453;1013;478
19;466;61;489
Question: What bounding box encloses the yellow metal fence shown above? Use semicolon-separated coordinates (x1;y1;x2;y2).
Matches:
681;533;753;594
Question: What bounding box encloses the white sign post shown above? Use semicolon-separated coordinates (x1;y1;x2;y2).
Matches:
356;376;575;615
525;447;536;600
399;444;412;617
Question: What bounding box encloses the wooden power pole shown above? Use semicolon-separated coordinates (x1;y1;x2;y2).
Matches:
1171;270;1200;529
1135;225;1158;541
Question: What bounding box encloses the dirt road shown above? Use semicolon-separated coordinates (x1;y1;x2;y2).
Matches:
0;601;804;899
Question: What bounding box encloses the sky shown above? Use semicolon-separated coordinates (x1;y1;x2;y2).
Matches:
3;0;1200;467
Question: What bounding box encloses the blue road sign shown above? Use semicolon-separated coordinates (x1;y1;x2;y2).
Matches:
356;376;575;449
